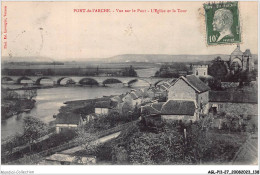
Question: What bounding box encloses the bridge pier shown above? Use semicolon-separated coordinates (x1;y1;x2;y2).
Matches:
2;76;169;87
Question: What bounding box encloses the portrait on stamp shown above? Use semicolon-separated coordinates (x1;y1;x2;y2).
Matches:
204;2;241;45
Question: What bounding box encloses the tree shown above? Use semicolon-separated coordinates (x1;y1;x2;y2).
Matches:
23;116;48;151
122;102;134;117
208;57;229;80
122;66;137;77
75;127;98;154
128;130;185;164
155;63;189;78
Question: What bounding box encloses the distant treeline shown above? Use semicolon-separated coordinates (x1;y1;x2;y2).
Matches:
154;63;192;78
2;66;138;77
3;61;65;66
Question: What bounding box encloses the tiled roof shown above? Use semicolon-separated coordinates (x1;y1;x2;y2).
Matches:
152;102;164;111
141;105;161;115
56;114;81;125
130;92;139;100
209;91;257;103
111;96;123;103
161;100;196;115
180;75;210;93
135;89;144;97
94;101;111;108
162;82;171;88
160;85;168;91
169;78;177;85
151;88;162;93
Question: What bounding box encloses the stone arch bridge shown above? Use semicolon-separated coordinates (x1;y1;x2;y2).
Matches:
2;76;168;87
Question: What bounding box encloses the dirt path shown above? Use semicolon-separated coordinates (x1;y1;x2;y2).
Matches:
61;131;121;154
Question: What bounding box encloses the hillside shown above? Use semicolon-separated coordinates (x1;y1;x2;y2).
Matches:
105;54;258;63
2;54;258;64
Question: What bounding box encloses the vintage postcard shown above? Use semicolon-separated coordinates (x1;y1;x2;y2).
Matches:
1;1;258;175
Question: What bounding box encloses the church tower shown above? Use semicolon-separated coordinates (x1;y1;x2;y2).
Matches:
230;44;254;72
230;44;243;64
243;49;253;72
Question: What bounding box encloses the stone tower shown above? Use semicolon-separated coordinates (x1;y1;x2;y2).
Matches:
230;44;253;72
243;49;254;72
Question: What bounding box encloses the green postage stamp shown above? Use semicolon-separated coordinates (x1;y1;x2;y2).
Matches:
204;1;241;45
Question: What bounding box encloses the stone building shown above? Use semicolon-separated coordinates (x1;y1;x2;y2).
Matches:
168;75;210;113
55;114;83;133
192;64;208;77
160;100;199;122
209;91;257;117
230;45;254;73
94;101;112;115
141;100;199;123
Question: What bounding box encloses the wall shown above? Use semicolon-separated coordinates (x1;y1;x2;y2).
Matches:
168;79;196;101
133;98;142;106
209;102;257;117
95;108;109;115
161;114;197;122
197;91;209;113
56;124;78;133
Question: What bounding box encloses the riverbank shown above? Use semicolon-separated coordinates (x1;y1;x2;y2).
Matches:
55;94;116;121
1;99;36;120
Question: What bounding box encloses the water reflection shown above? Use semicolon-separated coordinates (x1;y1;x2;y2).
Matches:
1;68;159;140
1;86;130;140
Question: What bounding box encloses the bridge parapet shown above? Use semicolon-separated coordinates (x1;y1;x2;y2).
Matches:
2;76;170;86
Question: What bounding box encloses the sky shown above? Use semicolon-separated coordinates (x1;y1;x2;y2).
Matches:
1;1;258;61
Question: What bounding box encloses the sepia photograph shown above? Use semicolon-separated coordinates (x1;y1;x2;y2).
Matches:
0;1;258;174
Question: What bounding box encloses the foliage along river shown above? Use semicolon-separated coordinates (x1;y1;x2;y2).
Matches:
1;68;159;140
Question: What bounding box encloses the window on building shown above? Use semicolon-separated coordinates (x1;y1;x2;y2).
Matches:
218;104;223;109
196;70;198;75
204;71;205;75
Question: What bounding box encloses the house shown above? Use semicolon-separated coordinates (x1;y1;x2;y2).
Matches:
141;102;164;116
122;91;142;107
55;114;83;133
84;113;98;124
209;91;257;117
149;88;162;98
94;101;112;115
141;100;199;123
110;94;125;114
160;100;199;122
159;81;172;91
168;75;210;113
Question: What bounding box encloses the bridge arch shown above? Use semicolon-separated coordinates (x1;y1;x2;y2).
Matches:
16;76;34;84
127;78;151;87
103;78;122;85
2;77;14;83
35;77;53;85
57;77;75;85
127;79;138;86
79;78;99;86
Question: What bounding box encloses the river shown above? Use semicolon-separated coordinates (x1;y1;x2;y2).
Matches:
1;68;159;140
